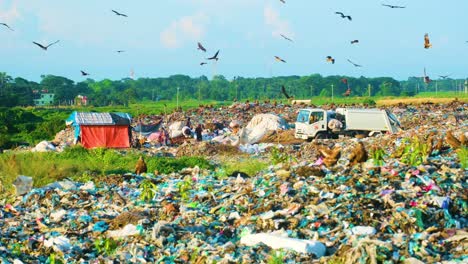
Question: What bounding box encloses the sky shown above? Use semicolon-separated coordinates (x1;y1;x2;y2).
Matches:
0;0;467;82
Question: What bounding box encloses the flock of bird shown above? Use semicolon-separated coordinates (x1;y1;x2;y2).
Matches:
0;3;466;90
0;9;136;77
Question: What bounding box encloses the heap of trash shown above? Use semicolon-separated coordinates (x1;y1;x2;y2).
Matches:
1;129;467;263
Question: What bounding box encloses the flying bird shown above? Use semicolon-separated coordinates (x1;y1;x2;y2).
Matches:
116;50;125;53
0;23;14;31
281;85;292;99
423;68;431;84
439;74;451;79
382;4;406;8
351;40;359;44
197;42;207;52
81;70;90;76
280;34;293;42
280;0;285;3
274;56;286;63
207;50;220;61
424;33;432;49
326;56;335;64
200;62;208;66
32;40;60;51
112;10;128;17
347;59;363;67
335;12;352;21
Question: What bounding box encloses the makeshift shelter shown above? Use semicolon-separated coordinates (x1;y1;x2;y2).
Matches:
66;111;132;149
133;123;161;137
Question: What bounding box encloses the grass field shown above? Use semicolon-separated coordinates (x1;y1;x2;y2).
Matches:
302;92;467;106
52;99;231;116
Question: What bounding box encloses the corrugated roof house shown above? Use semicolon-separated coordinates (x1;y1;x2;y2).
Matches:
66;111;132;149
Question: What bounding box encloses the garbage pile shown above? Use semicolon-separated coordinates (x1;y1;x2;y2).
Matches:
1;127;467;264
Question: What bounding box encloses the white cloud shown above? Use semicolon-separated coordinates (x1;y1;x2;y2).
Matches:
160;13;208;49
264;5;293;39
0;0;21;24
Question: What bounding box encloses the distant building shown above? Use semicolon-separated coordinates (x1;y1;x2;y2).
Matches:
75;95;88;106
33;93;55;106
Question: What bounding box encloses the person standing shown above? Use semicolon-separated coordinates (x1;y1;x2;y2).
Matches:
195;124;203;142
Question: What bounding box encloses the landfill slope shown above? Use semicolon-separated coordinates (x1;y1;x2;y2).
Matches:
0;101;467;263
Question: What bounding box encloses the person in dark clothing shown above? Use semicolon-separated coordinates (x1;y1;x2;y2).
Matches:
195;124;203;142
186;117;192;128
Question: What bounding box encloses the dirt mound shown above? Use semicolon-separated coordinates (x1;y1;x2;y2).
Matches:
258;130;303;144
176;141;240;157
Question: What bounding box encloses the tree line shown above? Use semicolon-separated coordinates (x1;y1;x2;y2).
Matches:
0;72;465;107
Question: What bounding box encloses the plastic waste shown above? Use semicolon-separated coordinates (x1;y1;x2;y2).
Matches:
240;231;326;257
107;224;140;238
43;236;71;253
347;226;377;236
12;175;33;196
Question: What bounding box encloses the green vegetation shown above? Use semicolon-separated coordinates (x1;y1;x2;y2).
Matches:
370;147;386;166
0;146;213;191
148;156;213;174
220;158;269;178
267;250;285;264
47;253;64;264
177;176;193;202
270;146;296;165
0;101;226;149
139;179;158;202
400;137;431;166
457;146;467;169
1;72;466;109
94;237;118;256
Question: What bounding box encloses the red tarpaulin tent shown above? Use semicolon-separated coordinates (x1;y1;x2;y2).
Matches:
66;112;132;149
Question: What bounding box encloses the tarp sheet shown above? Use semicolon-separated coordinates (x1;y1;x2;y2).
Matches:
81;125;130;148
66;111;132;142
133;124;161;137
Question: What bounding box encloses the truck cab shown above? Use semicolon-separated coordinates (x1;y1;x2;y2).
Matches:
295;107;401;141
295;109;333;140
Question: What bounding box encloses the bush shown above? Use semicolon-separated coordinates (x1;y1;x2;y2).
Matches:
146;156;213;174
362;98;376;106
221;158;268;178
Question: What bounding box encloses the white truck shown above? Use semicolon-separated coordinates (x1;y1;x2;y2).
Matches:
295;108;401;141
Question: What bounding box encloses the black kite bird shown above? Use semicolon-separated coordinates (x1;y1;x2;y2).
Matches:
335;12;352;21
424;33;432;49
382;4;406;8
197;42;207;52
112;10;128;17
347;59;362;67
135;156;147;175
207;50;220;61
326;56;335;64
80;70;90;76
274;56;286;63
0;23;14;31
280;34;293;42
32;40;60;51
351;40;359;44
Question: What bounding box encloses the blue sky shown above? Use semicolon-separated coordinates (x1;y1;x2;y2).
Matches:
1;0;467;82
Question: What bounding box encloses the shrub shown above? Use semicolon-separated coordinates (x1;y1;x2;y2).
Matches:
147;156;213;174
457;146;467;169
362;98;376;106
